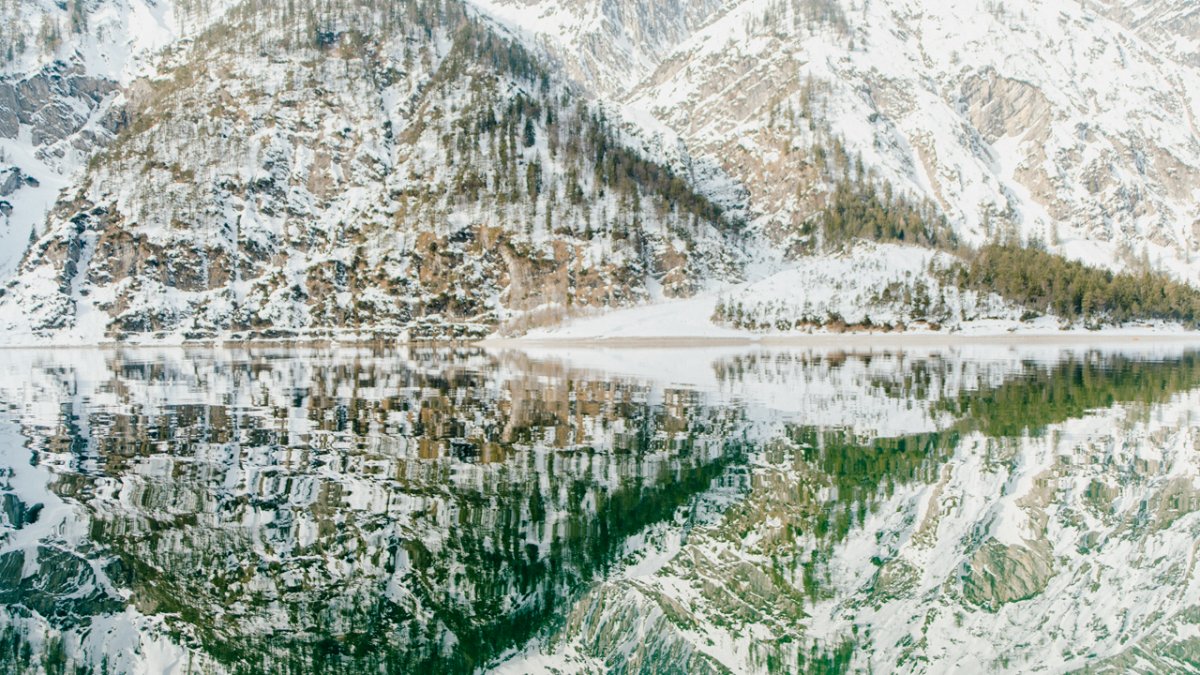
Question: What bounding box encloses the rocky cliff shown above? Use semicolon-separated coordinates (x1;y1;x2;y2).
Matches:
483;0;1200;280
0;0;745;343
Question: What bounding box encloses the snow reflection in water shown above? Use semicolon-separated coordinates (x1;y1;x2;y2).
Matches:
1;345;1199;673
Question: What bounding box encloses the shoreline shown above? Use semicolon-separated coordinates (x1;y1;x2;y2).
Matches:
4;331;1200;351
478;331;1200;349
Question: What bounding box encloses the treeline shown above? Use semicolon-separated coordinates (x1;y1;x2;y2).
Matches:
0;9;69;64
944;243;1200;327
451;18;547;86
190;0;461;57
747;0;850;38
579;113;730;229
803;162;1200;327
816;179;955;250
433;16;738;239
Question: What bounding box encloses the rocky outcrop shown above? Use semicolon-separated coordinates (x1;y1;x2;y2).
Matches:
962;540;1055;610
0;59;116;147
0;166;37;198
559;582;733;674
960;70;1052;145
0;0;745;343
478;0;729;96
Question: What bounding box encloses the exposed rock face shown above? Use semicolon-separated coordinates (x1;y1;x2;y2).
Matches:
0;57;125;283
0;167;38;197
0;0;242;288
1094;0;1200;69
0;60;117;147
960;70;1053;145
962;540;1054;610
472;0;730;96
0;0;745;343
480;0;1200;281
559;582;733;674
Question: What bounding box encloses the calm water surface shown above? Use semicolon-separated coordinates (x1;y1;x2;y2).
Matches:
1;345;1199;673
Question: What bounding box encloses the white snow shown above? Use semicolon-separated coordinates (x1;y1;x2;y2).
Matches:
515;241;1200;341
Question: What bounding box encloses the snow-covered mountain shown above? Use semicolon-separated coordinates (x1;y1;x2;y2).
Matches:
0;0;239;279
3;0;1200;343
478;0;1200;276
0;0;745;344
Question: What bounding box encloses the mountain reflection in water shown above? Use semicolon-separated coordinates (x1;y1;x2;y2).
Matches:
1;345;1199;674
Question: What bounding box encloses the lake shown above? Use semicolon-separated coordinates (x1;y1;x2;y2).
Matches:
1;344;1199;673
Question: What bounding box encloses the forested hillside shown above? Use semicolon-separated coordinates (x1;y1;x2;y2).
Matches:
0;0;745;343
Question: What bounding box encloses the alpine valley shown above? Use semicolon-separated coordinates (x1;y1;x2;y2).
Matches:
8;4;1200;675
2;0;1200;343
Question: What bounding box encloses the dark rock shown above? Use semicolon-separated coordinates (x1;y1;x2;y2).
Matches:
0;167;23;196
0;58;118;148
0;547;123;629
2;493;44;528
0;83;17;138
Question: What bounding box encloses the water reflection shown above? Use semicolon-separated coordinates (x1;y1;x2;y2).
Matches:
1;346;1199;673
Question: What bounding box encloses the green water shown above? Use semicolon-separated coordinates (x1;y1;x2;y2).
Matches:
2;346;1199;674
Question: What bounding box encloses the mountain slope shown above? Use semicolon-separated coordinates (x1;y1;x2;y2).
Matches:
0;0;240;281
498;351;1200;673
0;0;746;344
477;0;1200;282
